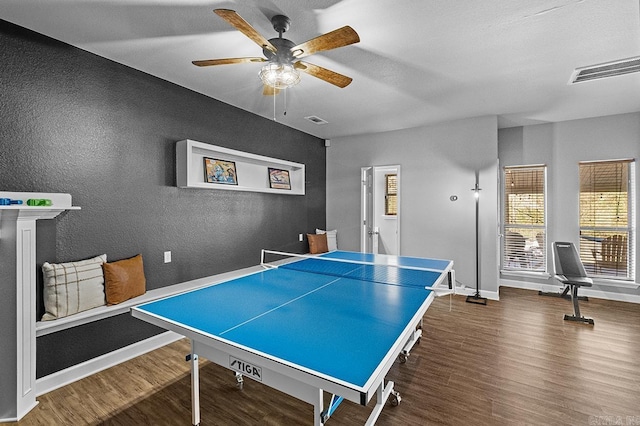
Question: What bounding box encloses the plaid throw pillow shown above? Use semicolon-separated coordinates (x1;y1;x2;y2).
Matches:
41;254;107;321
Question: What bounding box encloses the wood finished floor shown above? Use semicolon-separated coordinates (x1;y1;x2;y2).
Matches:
14;287;640;425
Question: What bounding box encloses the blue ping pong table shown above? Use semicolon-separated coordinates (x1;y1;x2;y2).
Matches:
131;250;454;425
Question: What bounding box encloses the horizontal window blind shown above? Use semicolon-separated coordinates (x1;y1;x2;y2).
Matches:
579;159;635;280
502;165;546;272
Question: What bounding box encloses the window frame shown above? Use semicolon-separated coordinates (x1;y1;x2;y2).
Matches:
578;159;636;281
501;164;548;274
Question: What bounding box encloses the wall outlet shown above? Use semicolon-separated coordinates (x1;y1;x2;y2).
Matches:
164;251;171;263
299;233;304;242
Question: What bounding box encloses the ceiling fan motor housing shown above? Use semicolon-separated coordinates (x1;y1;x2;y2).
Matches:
259;15;301;89
263;37;297;65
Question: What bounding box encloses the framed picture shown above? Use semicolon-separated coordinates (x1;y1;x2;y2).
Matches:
268;167;291;190
204;158;238;185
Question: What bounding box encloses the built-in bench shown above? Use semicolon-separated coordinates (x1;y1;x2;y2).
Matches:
34;264;265;395
37;264;265;336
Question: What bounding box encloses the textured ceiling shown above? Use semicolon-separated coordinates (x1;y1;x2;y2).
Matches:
2;0;640;139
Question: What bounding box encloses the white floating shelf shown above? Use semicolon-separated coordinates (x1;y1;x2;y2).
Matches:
176;139;305;195
0;191;80;224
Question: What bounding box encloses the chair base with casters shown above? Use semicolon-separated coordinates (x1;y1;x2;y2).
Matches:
552;242;595;325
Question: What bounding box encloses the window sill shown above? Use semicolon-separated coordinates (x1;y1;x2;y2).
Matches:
501;270;550;279
501;270;638;289
591;278;639;289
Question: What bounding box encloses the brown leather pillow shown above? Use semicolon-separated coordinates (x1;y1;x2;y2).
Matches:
307;233;328;254
103;254;146;305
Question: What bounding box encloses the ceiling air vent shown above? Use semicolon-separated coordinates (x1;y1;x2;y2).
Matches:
569;56;640;84
305;115;328;125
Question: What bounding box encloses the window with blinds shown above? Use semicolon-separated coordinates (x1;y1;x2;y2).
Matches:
579;159;635;280
502;165;546;272
385;174;397;215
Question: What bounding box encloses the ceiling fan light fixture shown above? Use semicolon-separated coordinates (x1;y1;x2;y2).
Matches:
259;62;300;89
198;10;359;94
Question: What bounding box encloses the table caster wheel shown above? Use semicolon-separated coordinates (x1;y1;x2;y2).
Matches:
235;372;244;390
398;353;408;363
390;391;401;406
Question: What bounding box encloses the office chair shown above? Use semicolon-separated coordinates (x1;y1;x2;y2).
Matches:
552;241;594;325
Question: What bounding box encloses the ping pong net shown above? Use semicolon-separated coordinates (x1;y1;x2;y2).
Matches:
261;250;453;293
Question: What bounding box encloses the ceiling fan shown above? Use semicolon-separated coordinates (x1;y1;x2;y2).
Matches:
192;9;360;95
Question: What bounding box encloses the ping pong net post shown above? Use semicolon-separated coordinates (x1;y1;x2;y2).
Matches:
260;249;455;296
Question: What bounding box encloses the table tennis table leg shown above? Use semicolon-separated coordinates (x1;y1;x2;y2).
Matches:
313;388;324;426
399;327;422;363
365;381;397;426
188;341;200;426
319;394;344;424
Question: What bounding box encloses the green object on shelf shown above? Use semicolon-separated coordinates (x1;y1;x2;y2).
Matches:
26;199;52;206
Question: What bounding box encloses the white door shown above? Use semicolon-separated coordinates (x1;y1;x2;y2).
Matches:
361;167;377;253
361;166;400;254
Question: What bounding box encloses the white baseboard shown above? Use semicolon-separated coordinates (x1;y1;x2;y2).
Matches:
501;279;640;304
36;331;182;396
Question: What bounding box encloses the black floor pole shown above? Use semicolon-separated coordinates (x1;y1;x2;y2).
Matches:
467;177;487;305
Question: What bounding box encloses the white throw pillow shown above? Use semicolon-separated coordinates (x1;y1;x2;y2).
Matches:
316;229;338;251
41;254;107;320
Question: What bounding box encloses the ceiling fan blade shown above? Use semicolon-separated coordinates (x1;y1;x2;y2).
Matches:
263;85;281;96
294;61;353;88
192;57;265;67
291;26;360;59
214;9;277;53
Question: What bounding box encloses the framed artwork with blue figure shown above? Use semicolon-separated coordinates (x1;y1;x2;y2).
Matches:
204;158;238;185
268;167;291;190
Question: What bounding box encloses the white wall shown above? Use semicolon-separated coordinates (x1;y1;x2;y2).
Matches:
327;116;499;297
499;112;640;298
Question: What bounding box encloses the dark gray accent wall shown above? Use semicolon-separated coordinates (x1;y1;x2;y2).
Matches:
0;20;325;378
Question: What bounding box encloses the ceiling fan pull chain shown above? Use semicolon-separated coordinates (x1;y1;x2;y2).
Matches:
283;88;287;116
273;88;277;121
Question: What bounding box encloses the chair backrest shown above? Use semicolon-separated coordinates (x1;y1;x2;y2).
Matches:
505;231;526;257
553;241;588;278
601;235;627;267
